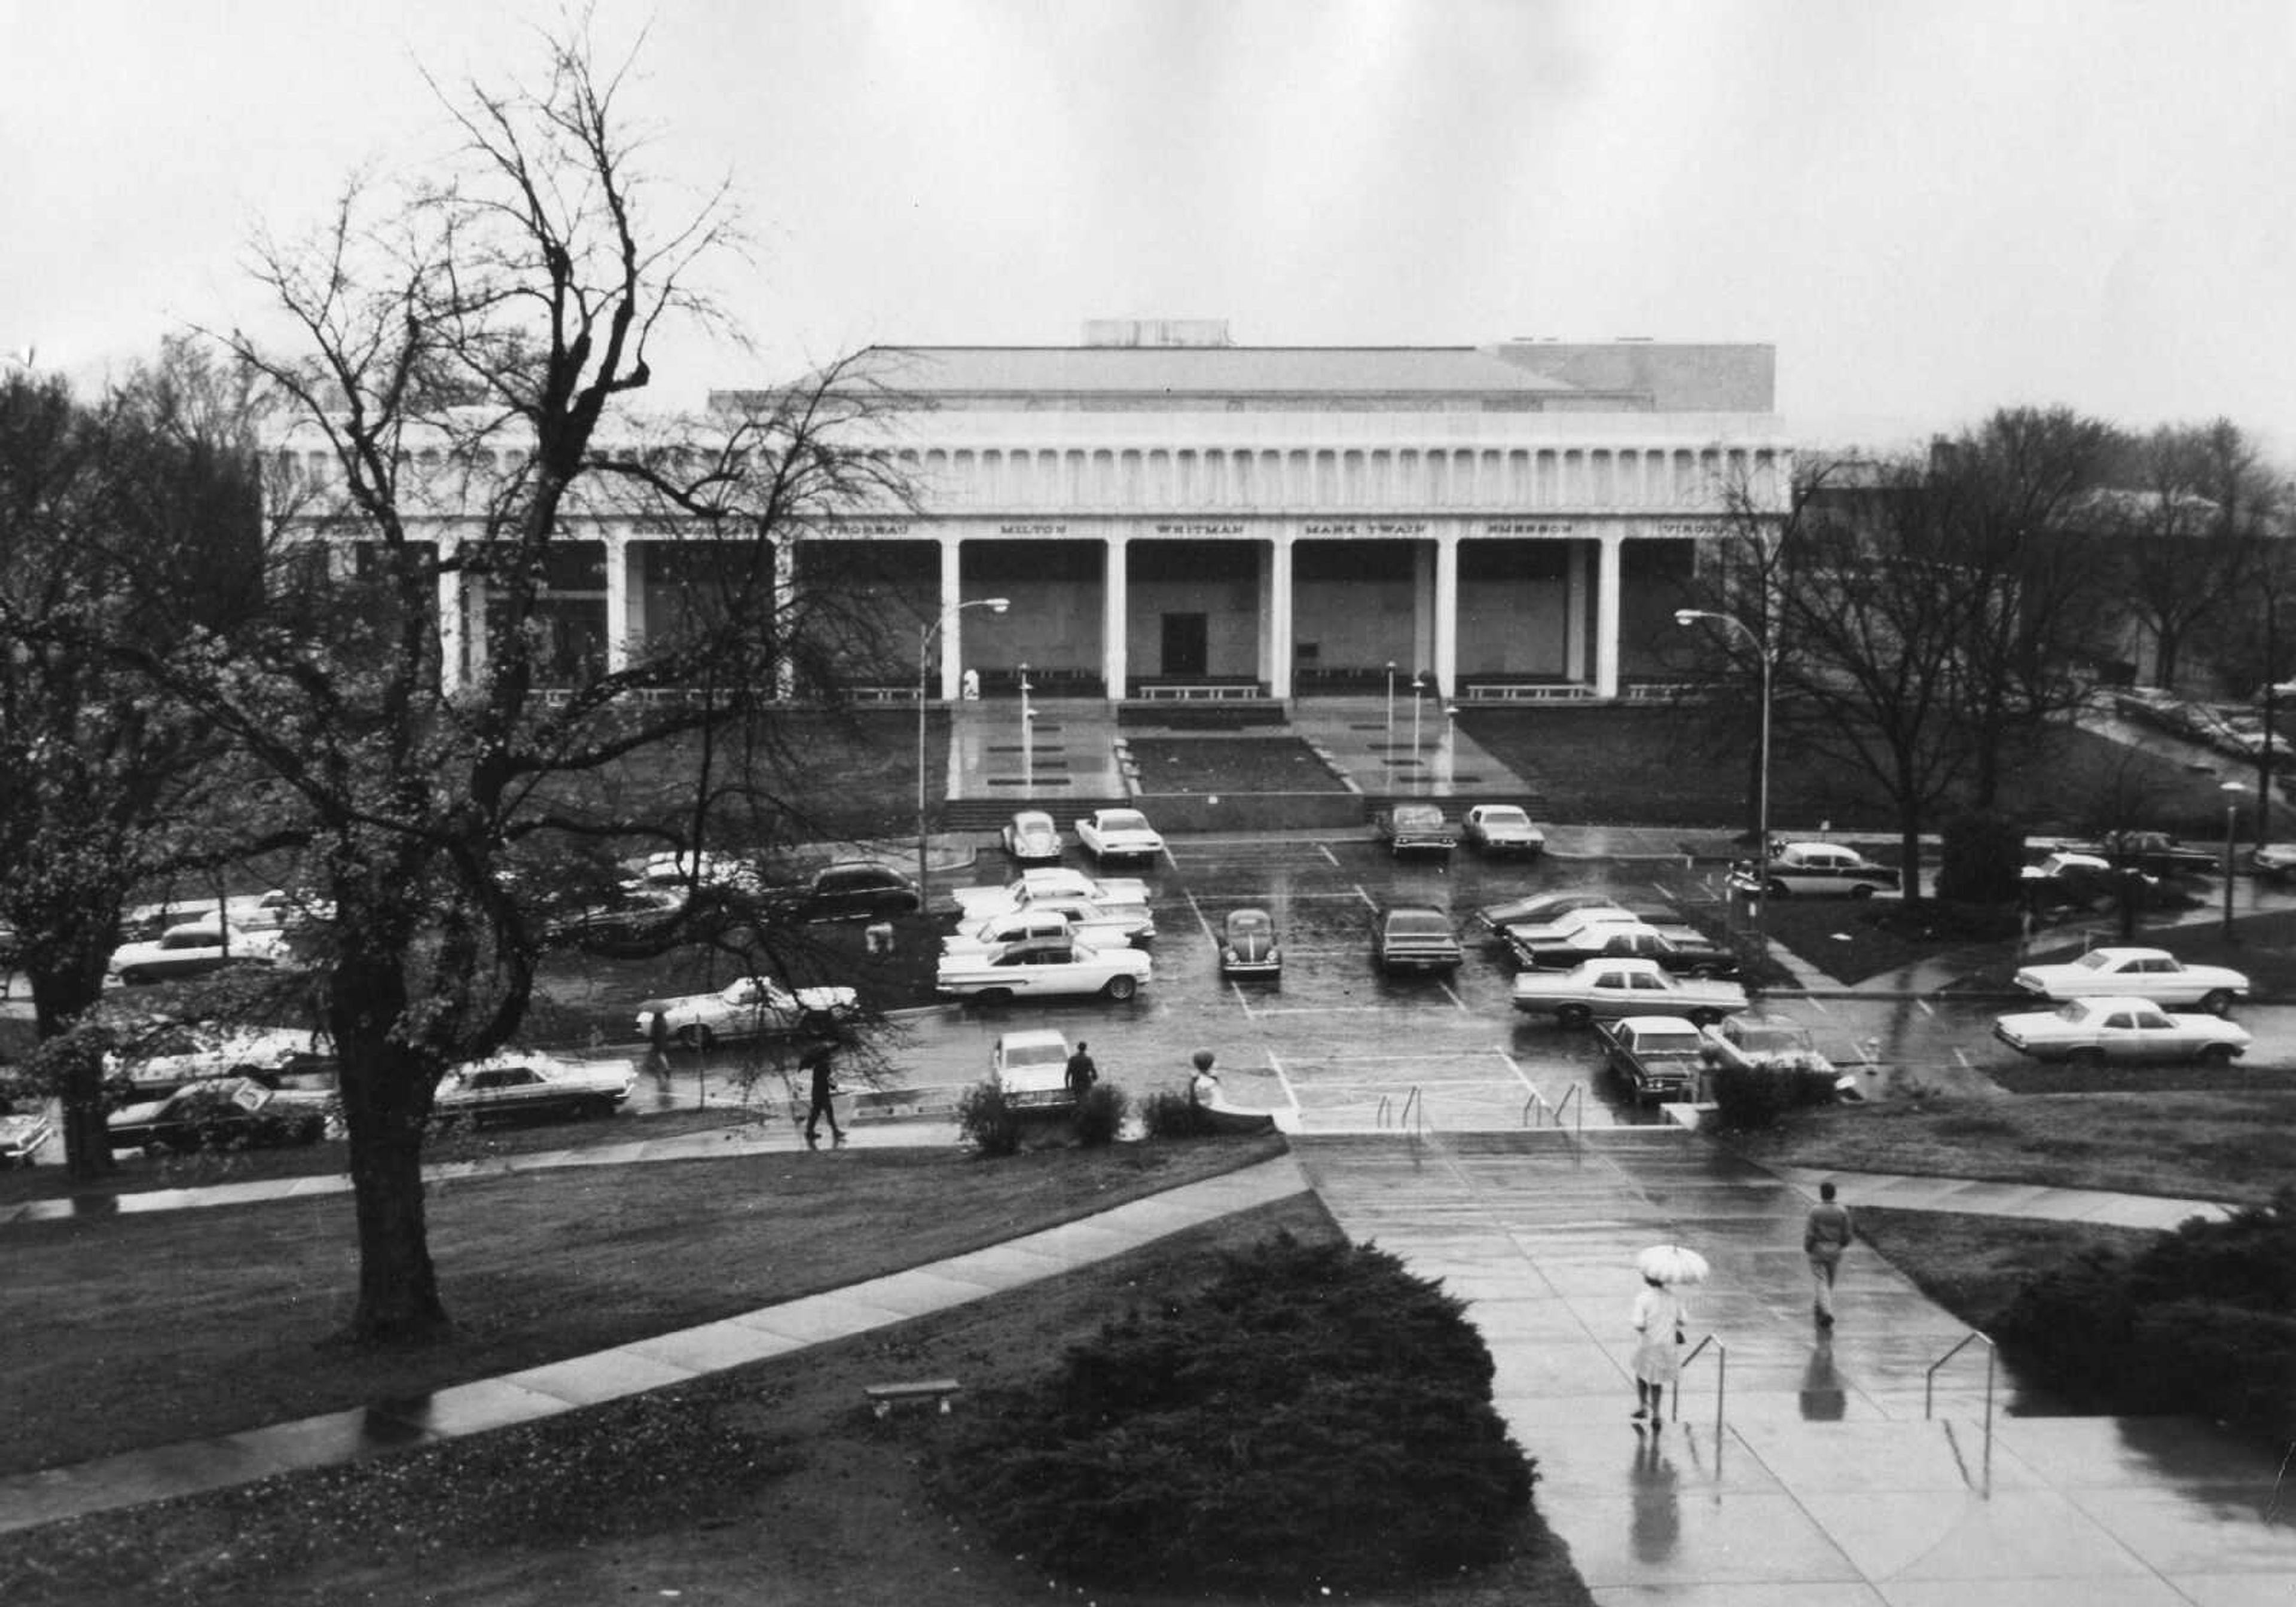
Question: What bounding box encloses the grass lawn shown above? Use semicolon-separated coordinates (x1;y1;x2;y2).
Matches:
0;1150;1598;1607
1721;1086;2296;1204
1854;1206;2166;1344
1123;735;1351;793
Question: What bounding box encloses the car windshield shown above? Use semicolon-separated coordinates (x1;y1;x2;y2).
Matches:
1733;1023;1811;1052
1395;807;1441;826
1003;1043;1067;1068
2054;1001;2090;1022
1388;912;1450;937
2073;952;2116;971
1229;912;1271;934
1101;811;1149;832
1482;808;1528;826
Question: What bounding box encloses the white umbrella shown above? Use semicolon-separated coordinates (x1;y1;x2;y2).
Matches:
1636;1244;1710;1287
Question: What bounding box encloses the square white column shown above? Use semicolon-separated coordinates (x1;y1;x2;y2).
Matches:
1431;528;1459;698
1102;535;1129;699
1593;532;1623;698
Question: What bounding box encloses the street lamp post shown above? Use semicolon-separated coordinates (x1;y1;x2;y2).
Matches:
2222;781;2246;940
1385;661;1397;760
1019;664;1034;795
1677;607;1773;939
1410;673;1426;790
917;597;1010;909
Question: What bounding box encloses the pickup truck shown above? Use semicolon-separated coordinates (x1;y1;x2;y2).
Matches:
1595;1016;1709;1104
1510;957;1748;1027
1375;803;1457;857
1505;914;1739;977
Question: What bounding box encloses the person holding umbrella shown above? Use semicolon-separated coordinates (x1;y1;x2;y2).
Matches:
1631;1244;1706;1427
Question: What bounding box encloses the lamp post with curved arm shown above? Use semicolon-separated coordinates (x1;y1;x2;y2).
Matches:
1677;607;1773;938
917;597;1010;906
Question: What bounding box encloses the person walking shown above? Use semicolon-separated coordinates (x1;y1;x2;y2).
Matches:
643;1010;673;1093
1065;1039;1098;1104
799;1035;845;1150
1187;1047;1220;1107
1630;1273;1689;1428
1804;1179;1855;1326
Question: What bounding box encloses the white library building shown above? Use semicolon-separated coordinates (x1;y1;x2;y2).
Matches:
716;321;1788;706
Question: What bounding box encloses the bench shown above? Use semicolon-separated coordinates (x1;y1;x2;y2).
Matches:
864;1378;963;1417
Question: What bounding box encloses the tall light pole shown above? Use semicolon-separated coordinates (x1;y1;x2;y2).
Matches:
1677;607;1773;938
1019;663;1034;795
917;597;1010;908
1410;673;1426;789
2221;781;2246;940
1385;661;1397;760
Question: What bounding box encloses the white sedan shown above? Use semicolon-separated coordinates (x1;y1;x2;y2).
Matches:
1462;804;1546;857
1994;997;2251;1065
936;934;1152;1004
108;921;293;985
433;1052;639;1126
634;976;861;1049
1510;957;1748;1027
2011;947;2248;1015
951;867;1149;922
944;897;1153;955
1074;808;1165;864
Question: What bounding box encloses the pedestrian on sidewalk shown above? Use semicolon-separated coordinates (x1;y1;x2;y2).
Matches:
1065;1039;1098;1104
1629;1273;1687;1427
643;1010;673;1092
800;1036;845;1149
1804;1180;1855;1326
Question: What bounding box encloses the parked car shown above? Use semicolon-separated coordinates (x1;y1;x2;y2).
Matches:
1217;907;1282;980
2252;842;2296;882
107;1077;332;1155
936;934;1152;1004
1510;958;1748;1027
432;1053;638;1128
1730;842;1899;899
1000;810;1065;864
761;861;921;925
108;920;292;985
1074;808;1165;864
1371;905;1464;975
1468;890;1632;948
1699;1013;1839;1078
545;885;713;957
945;896;1153;955
990;1028;1076;1112
1375;803;1457;857
106;1023;338;1096
1993;997;2252;1065
623;849;766;897
633;976;861;1049
1595;1015;1708;1104
951;867;1150;922
1461;804;1546;857
1507;915;1740;979
2011;947;2248;1015
0;1108;54;1166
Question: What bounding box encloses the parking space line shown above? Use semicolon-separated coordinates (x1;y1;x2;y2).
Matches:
1242;1006;1386;1018
1494;1047;1539;1096
1915;998;1935;1018
1264;1050;1302;1117
1351;883;1377;911
1805;997;1834;1016
1319;842;1339;867
1229;980;1257;1020
1437;978;1468;1012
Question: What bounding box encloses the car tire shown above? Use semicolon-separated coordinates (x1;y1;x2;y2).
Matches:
1556;1004;1593;1028
1688;964;1720;980
1103;974;1139;1001
676;1025;714;1052
2199;990;2234;1017
1764;881;1791;900
1689;1007;1727;1027
2199;1043;2239;1066
1851;884;1879;899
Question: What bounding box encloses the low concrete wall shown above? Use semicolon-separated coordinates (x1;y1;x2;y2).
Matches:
1132;792;1370;833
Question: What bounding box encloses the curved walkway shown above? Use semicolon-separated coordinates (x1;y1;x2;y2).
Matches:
7;1129;2291;1605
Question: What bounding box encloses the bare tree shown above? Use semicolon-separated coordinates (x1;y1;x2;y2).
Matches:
108;26;903;1342
2106;420;2283;692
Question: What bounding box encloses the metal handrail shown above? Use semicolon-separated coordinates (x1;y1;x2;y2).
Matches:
1555;1083;1583;1135
1925;1329;1998;1482
1521;1087;1553;1127
1671;1333;1726;1439
1400;1085;1424;1136
1376;1093;1393;1129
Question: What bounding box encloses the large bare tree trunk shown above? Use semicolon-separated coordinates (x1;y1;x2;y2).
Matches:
329;955;448;1342
29;957;117;1180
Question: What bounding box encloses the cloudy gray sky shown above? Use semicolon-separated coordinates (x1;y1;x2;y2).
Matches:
6;0;2291;454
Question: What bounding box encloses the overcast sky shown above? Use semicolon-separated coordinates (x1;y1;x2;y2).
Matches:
6;0;2291;456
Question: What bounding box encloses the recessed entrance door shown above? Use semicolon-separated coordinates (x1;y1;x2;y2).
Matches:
1161;612;1208;676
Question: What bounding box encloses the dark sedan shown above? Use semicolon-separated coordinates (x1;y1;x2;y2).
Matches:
107;1077;331;1156
1217;907;1282;980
